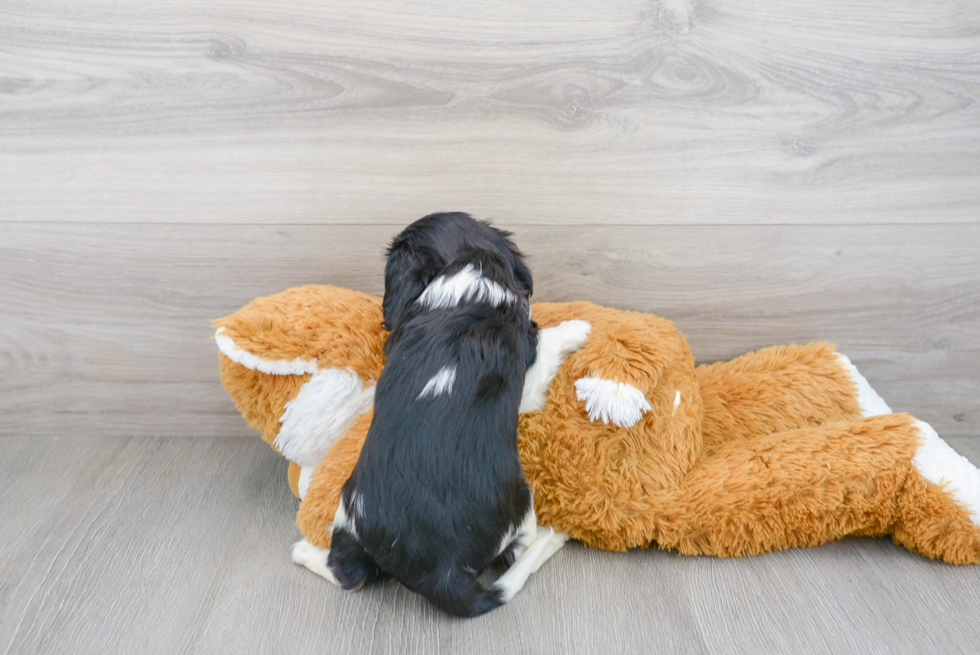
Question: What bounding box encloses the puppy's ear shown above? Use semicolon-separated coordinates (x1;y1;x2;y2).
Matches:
498;233;532;298
522;321;539;369
512;257;533;299
382;242;442;330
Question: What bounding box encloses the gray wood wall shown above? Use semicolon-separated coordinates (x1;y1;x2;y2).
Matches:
3;0;978;438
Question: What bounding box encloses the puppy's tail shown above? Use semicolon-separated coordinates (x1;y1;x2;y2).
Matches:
424;566;504;618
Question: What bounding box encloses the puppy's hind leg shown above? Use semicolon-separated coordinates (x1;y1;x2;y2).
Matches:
292;491;386;589
327;528;386;591
491;528;569;603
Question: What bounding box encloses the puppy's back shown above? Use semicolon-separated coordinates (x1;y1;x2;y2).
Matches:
349;249;537;616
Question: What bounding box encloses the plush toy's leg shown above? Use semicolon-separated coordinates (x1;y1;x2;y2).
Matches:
295;410;372;549
892;420;980;563
653;414;980;564
696;343;890;449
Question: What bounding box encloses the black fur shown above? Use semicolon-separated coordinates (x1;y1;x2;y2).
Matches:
328;247;538;618
382;212;533;331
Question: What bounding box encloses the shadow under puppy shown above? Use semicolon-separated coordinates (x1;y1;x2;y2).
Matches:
324;247;566;617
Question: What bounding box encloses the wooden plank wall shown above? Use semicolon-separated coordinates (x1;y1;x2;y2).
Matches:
2;0;978;438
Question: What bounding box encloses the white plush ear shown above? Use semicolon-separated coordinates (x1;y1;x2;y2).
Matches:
215;327;319;375
520;320;592;413
574;377;652;428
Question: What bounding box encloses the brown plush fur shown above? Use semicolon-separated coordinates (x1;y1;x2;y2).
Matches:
654;414;923;556
218;359;309;450
216;286;980;564
516;302;704;551
287;461;301;498
697;342;862;449
296;411;372;549
214;285;386;381
894;469;980;564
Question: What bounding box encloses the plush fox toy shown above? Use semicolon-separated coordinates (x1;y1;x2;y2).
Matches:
215;285;980;573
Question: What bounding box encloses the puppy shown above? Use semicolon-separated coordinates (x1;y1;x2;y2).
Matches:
382;212;533;331
325;248;565;617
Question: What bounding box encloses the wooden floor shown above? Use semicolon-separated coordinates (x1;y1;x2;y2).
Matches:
2;435;980;655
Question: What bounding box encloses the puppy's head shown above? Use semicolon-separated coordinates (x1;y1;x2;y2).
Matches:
382;212;534;331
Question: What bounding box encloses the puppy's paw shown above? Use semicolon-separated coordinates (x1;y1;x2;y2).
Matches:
534;527;569;545
520;321;592;414
291;539;342;587
530;528;570;574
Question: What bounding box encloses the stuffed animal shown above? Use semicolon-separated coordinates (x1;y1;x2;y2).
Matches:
214;285;980;571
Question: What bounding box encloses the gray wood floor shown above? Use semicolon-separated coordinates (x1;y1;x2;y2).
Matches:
2;435;980;655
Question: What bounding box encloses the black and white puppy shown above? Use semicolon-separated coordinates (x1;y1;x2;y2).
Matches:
324;247;566;617
382;212;533;331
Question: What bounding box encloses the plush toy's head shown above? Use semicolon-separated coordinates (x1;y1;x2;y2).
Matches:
214;285;386;467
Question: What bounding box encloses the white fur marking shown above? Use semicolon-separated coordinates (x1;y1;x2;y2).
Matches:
520;320;592;413
673;391;681;416
491;528;568;603
836;353;892;417
298;465;314;501
496;497;538;559
417;365;457;399
214;327;319;376
912;420;980;526
291;539;341;587
574;377;652;428
417;264;518;310
333;498;355;536
275;367;375;468
352;491;365;520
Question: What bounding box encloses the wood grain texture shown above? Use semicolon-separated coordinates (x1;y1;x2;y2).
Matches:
3;436;980;654
2;0;979;224
3;222;978;438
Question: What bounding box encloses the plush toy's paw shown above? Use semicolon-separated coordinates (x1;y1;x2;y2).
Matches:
520;320;592;413
291;539;341;587
574;377;652;428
